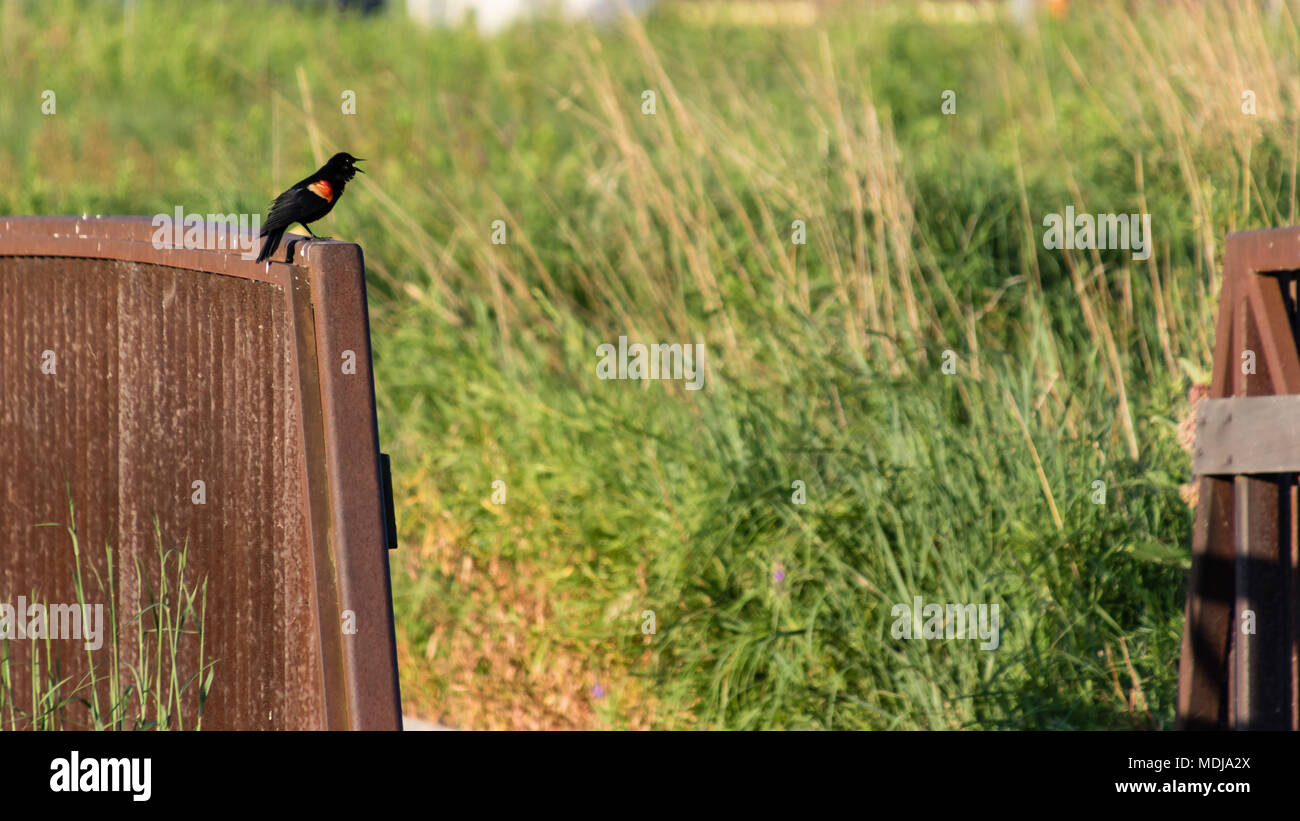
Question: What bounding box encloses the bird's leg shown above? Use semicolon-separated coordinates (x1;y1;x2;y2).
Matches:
302;224;319;238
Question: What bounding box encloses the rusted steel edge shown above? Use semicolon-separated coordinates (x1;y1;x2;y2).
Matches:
300;242;403;731
286;264;352;731
0;215;402;730
1220;225;1300;275
0;215;313;284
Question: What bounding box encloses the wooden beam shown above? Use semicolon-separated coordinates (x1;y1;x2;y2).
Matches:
1194;395;1300;474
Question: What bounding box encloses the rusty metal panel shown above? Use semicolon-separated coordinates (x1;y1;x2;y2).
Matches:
0;216;400;730
1178;474;1235;728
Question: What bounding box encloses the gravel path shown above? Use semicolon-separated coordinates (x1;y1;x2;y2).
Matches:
402;715;457;731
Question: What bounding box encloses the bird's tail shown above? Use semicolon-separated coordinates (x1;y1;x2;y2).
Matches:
256;228;285;263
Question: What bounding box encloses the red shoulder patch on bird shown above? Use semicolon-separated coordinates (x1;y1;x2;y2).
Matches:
307;180;334;202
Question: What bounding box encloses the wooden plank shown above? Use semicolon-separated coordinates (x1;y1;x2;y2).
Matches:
1193;395;1300;474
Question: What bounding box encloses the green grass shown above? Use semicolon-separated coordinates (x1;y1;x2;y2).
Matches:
4;0;1290;728
0;500;214;730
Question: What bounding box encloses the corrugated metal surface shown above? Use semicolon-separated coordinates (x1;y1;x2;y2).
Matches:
0;216;401;730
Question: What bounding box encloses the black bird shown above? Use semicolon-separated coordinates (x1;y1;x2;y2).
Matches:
256;152;364;263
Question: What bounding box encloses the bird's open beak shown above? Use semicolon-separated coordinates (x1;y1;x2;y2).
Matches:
355;159;366;173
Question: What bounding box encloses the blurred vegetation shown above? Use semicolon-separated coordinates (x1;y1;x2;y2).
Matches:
4;0;1292;728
